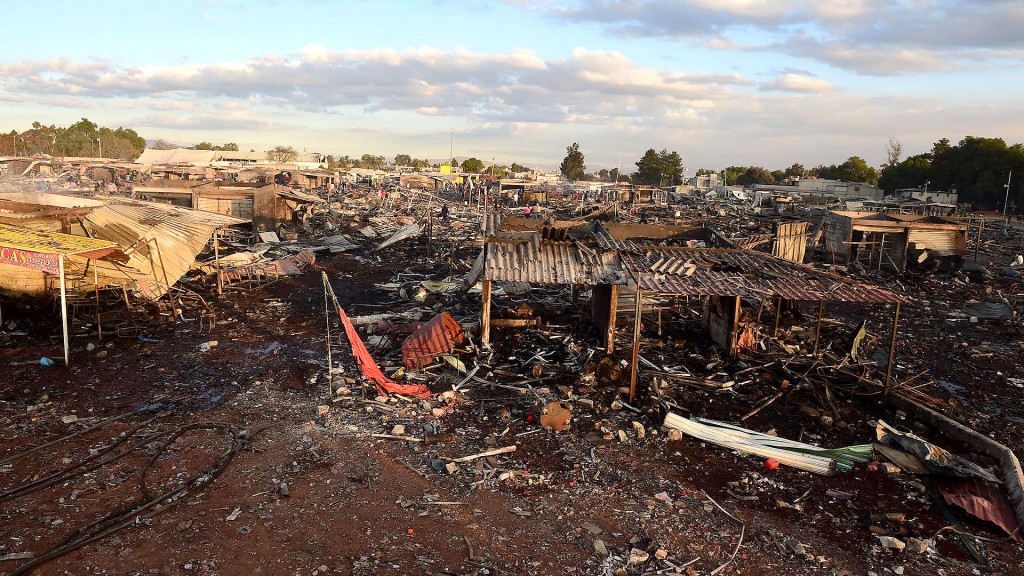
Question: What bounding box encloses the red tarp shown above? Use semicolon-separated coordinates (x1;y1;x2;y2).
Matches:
335;304;431;398
401;312;466;369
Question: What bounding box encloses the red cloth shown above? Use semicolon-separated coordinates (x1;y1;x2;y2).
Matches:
335;305;431;398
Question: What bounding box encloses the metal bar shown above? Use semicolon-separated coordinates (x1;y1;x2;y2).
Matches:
59;254;69;366
772;297;782;337
629;287;643;403
884;302;902;396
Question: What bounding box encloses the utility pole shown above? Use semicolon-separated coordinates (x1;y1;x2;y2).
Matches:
97;137;103;159
1004;170;1013;220
449;129;453;166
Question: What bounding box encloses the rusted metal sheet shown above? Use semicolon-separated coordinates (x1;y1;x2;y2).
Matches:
907;229;967;256
79;198;247;299
622;248;903;303
401;312;466;369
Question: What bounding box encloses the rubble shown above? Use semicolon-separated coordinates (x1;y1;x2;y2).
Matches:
3;173;1024;575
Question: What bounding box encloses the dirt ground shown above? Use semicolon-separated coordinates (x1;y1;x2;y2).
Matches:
3;243;1024;576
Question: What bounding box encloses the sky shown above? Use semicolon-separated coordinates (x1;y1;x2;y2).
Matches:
1;0;1023;173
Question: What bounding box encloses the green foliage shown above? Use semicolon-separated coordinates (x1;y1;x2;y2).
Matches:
394;153;412;166
635;148;684;185
460;157;485;173
189;142;239;151
358;153;386;170
815;156;879;184
510;162;528;173
560;142;586;181
783;163;806;179
268;145;299;163
879;136;1024;209
695;168;716;177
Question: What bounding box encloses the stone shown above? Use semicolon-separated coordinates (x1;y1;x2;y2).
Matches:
905;538;930;554
391;424;406;436
593;539;608;557
654;549;668;560
632;421;646;439
877;536;905;551
667;428;683;441
617;430;628;443
316;405;330;416
627;548;650;565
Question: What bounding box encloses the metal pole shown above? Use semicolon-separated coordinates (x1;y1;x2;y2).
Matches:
94;267;102;340
1004;171;1013;221
214;228;223;296
629;287;643;403
59;254;70;366
324;274;333;396
884;302;902;396
481;280;492;346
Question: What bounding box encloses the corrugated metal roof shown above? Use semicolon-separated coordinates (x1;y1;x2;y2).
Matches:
621;248;904;303
78;199;247;299
0;223;117;256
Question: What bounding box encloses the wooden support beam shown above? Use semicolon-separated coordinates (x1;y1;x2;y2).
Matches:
772;297;782;337
629;287;643;403
606;284;618;354
729;295;741;358
813;300;824;356
481;280;492;346
884;301;901;396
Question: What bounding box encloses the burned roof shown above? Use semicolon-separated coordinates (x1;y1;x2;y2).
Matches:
471;220;900;303
620;247;904;303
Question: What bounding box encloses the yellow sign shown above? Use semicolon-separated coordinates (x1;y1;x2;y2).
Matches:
440;164;451;174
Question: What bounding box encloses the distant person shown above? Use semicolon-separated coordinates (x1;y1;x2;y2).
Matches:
439;204;449;221
523;204;531;217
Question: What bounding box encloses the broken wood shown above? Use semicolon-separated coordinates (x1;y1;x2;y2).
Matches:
444;445;516;463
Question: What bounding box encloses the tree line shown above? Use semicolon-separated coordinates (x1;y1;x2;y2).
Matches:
1;119;146;159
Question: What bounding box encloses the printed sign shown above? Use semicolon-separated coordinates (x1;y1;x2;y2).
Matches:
0;245;59;274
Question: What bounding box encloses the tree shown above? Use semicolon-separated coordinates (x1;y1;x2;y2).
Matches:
635;148;684;185
885;136;903;168
150;139;177;150
510;162;528;174
735;166;775;186
394;153;412;167
783;163;805;179
461;157;485;173
816;156;879;184
190;142;238;152
634;149;662;185
695;168;716;177
267;145;299;163
560;142;586;181
359;153;386;170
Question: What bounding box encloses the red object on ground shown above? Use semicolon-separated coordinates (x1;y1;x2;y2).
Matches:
763;458;780;470
335;304;431;398
941;480;1024;542
401;312;466;369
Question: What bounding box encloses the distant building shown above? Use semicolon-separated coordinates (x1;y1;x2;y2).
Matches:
750;178;882;201
897;187;958;205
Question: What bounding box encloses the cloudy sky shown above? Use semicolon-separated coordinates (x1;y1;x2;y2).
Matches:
2;0;1022;172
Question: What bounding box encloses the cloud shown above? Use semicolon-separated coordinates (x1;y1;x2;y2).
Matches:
761;72;834;93
0;45;751;127
539;0;1024;75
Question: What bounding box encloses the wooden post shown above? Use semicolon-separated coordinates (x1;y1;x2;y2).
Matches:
214;228;223;296
772;297;782;337
605;284;618;354
729;295;741;358
94;267;102;341
58;254;70;366
884;301;902;396
974;217;983;262
629;287;643;403
324;274;333;396
481;280;492;346
813;300;824;356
